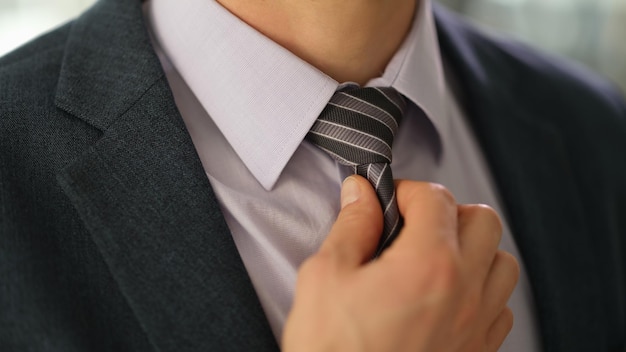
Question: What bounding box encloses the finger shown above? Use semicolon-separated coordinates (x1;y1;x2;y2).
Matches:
481;251;520;324
391;181;458;253
485;307;514;352
318;175;383;267
457;204;503;284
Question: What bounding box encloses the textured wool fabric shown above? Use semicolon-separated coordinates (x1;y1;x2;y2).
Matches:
0;0;277;351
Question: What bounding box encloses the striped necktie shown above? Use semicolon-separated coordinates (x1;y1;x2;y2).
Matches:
306;86;406;256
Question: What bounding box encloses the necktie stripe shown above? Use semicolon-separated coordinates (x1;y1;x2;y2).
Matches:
375;165;395;205
329;96;399;134
332;91;399;125
339;88;403;126
356;164;370;180
306;86;405;255
312;120;392;157
380;211;402;253
327;101;397;135
383;191;396;214
318;147;358;167
334;88;400;115
380;171;396;201
321;105;395;146
357;163;395;220
309;132;389;164
374;87;406;113
308;131;391;165
370;163;385;191
367;164;376;189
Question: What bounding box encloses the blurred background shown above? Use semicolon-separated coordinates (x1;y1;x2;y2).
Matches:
439;0;626;92
1;0;625;91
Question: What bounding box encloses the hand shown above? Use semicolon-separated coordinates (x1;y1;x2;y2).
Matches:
282;176;519;352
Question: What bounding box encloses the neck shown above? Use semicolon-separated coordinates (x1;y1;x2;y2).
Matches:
216;0;419;86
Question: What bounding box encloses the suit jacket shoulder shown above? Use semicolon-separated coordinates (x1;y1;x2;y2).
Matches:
0;23;70;117
435;5;626;350
0;20;158;352
0;1;278;351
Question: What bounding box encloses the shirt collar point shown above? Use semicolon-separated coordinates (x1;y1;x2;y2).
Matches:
251;159;288;192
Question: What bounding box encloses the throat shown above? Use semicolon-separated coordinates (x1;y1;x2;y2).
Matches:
216;0;420;85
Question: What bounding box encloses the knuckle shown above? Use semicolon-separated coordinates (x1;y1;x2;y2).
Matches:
496;250;521;282
502;307;514;331
483;206;504;238
464;204;503;241
429;183;456;205
475;205;502;228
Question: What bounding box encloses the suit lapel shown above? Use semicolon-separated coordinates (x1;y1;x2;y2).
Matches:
434;5;610;350
54;0;277;350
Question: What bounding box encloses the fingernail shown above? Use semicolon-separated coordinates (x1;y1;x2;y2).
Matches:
341;176;360;209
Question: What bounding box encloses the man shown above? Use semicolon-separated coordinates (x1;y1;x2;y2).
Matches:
0;0;624;350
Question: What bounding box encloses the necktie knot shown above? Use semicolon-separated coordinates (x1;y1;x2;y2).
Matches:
307;86;406;166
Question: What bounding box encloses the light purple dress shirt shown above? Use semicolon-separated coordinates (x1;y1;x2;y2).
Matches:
145;0;542;350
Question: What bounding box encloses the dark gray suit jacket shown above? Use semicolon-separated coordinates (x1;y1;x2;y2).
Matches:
1;0;625;351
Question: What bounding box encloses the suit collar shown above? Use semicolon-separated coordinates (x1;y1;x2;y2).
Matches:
55;0;278;350
434;4;610;350
55;0;164;130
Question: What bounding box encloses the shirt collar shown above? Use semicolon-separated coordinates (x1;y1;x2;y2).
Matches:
147;0;446;190
368;0;448;138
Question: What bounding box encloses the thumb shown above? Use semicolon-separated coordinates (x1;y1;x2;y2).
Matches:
318;175;384;267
